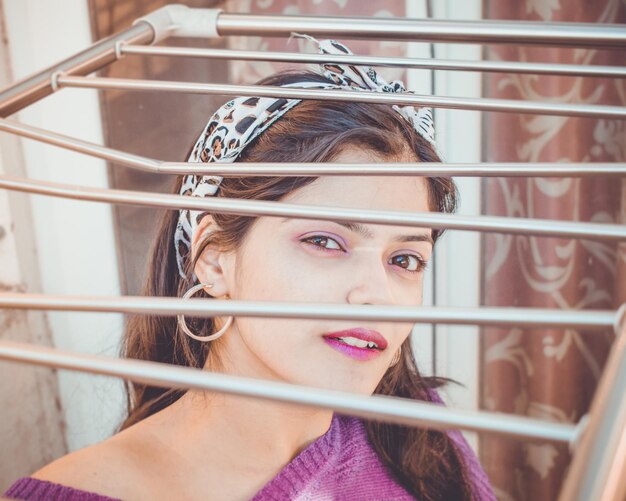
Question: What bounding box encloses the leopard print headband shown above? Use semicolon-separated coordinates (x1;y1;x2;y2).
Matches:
174;34;437;281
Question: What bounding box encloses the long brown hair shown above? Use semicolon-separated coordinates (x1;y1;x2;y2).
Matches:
119;71;474;500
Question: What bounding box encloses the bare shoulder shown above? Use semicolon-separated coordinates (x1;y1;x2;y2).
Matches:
31;427;149;499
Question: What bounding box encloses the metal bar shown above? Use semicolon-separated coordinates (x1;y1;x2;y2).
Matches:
156;162;626;178
0;340;577;443
55;76;626;120
2;116;625;178
0;118;159;171
0;293;617;330
1;174;624;242
213;13;626;48
558;313;626;500
0;8;623;120
0;24;154;118
120;45;626;79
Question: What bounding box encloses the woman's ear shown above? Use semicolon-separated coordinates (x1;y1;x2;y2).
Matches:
191;214;233;298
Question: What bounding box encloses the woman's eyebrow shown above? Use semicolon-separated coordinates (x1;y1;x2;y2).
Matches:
280;218;433;246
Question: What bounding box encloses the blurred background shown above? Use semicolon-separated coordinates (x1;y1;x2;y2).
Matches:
0;1;624;499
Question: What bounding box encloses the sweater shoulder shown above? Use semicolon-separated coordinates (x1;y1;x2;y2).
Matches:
4;477;121;501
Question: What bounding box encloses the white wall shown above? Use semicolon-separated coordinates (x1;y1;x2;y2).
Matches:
3;0;125;451
406;0;483;452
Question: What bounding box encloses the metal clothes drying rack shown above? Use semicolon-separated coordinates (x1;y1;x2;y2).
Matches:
0;5;625;500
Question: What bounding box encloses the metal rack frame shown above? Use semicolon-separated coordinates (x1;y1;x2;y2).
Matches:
0;5;624;500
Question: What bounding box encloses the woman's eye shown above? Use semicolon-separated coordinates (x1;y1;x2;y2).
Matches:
301;235;345;252
389;254;427;274
300;237;426;273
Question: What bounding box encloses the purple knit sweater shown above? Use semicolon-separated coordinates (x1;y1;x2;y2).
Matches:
4;393;496;500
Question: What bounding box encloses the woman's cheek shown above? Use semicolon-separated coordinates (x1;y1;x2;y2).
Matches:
237;257;309;302
269;245;344;298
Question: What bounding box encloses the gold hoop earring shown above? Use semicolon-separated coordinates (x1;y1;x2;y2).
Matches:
389;346;402;368
177;282;233;342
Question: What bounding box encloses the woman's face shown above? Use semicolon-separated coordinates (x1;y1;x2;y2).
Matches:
197;147;433;395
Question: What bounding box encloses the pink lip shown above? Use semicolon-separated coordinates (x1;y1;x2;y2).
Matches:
322;328;388;361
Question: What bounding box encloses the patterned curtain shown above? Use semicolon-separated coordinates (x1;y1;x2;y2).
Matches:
480;1;626;500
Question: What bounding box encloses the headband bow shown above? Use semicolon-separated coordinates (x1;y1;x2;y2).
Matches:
174;35;437;280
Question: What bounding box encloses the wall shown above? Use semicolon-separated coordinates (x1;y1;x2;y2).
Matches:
0;3;67;487
3;0;125;453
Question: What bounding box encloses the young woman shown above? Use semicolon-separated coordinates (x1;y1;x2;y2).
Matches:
5;39;496;501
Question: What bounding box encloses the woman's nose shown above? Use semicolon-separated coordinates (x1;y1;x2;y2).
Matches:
345;251;393;306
